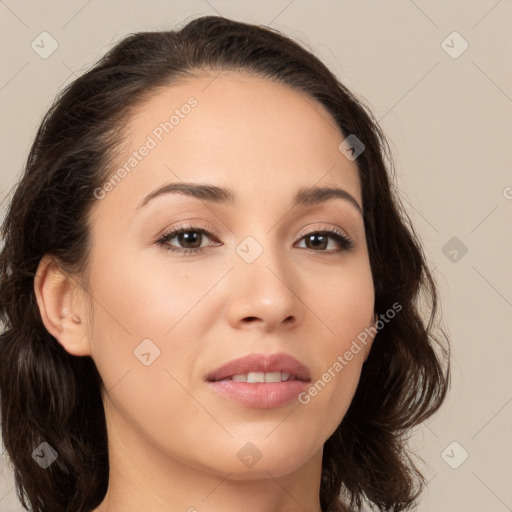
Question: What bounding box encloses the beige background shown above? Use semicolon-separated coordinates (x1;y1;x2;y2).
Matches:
1;1;511;510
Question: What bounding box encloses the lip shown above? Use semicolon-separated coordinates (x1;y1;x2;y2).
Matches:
206;352;311;409
206;352;312;382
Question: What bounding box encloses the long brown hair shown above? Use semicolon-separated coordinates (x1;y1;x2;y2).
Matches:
0;15;450;512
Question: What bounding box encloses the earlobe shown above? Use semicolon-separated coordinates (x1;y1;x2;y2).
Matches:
33;255;92;356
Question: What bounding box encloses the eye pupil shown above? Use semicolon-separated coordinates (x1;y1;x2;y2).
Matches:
306;234;327;250
179;231;202;249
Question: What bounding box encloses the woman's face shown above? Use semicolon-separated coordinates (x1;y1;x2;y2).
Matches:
84;71;376;479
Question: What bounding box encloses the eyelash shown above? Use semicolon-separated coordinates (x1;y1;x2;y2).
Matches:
155;223;354;257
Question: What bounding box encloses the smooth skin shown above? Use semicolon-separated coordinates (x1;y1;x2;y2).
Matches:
34;71;377;512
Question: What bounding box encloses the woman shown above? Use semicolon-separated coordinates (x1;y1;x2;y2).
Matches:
0;15;450;512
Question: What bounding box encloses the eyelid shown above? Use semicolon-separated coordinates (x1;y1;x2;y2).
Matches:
156;221;221;242
295;223;351;242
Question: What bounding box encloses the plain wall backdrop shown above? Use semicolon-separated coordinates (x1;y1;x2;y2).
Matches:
1;1;511;510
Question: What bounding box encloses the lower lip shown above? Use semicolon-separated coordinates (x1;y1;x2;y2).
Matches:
207;380;310;408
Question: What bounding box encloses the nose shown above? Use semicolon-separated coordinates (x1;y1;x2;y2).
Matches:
224;241;304;332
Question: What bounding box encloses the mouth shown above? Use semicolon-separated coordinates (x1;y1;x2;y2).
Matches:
206;352;311;409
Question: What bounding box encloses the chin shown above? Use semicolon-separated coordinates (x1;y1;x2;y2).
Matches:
197;440;319;481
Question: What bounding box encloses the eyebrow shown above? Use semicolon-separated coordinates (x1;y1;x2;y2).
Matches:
136;182;363;215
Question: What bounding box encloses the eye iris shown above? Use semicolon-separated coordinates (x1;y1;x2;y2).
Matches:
179;231;202;249
306;233;327;250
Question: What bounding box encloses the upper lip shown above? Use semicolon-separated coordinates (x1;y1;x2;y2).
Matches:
206;352;312;382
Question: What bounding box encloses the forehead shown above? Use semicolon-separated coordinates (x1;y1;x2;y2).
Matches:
91;71;362;222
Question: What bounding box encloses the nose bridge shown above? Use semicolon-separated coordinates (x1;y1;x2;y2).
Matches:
226;231;301;329
236;232;293;295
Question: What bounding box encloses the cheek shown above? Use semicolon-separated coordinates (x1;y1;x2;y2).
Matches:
85;242;219;389
87;239;206;339
307;255;374;347
85;249;216;454
297;258;374;423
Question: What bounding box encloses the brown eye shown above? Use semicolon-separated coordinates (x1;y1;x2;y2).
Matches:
155;224;221;256
296;229;354;253
170;230;204;249
158;229;211;251
303;233;329;250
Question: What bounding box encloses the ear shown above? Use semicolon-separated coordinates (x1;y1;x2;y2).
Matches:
34;254;92;356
